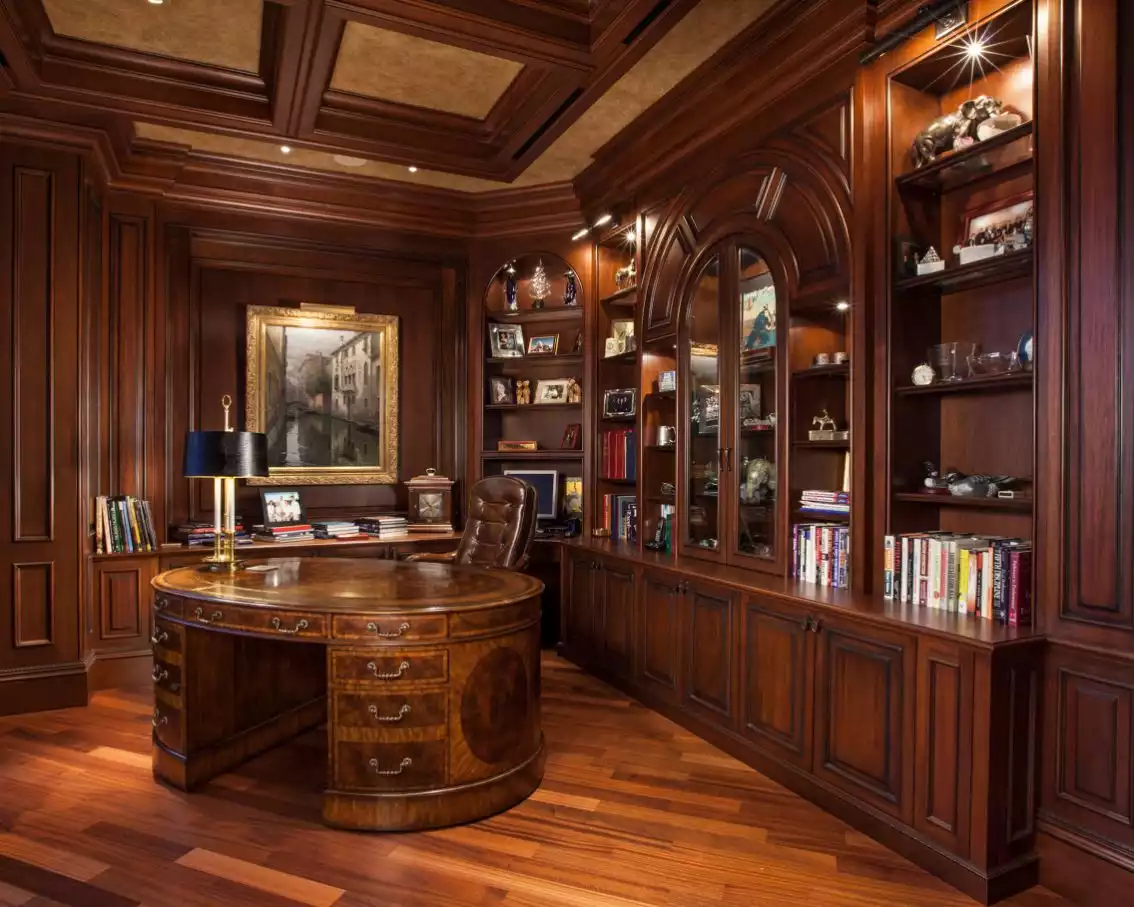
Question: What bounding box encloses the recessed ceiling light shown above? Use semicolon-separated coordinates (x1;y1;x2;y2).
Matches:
571;228;589;241
963;37;986;60
147;0;164;5
408;166;418;173
280;145;291;154
626;229;637;244
332;154;367;167
835;300;851;312
593;213;613;227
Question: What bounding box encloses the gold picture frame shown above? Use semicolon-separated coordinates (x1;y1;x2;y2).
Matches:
245;305;399;485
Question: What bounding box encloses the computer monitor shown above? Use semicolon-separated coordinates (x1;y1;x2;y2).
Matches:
503;470;559;521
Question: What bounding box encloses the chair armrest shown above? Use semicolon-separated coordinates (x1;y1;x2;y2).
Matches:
404;550;458;563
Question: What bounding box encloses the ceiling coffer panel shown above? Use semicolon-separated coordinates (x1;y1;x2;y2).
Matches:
330;22;524;120
41;0;263;73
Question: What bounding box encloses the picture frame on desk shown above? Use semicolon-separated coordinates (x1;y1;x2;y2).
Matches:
260;488;306;528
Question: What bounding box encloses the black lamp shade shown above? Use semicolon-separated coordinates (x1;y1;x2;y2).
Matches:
184;431;269;478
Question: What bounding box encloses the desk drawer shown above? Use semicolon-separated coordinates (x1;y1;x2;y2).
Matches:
334;741;446;791
153;593;182;619
333;691;447;730
151;657;182;697
331;650;447;686
151;704;183;753
186;603;328;640
150;619;182;656
332;614;447;642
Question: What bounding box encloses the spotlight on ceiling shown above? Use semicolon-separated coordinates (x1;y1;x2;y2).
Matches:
333;154;367;167
835;300;851;312
408;166;418;173
571;228;590;241
593;213;613;228
280;145;291;154
963;36;986;59
626;229;637;244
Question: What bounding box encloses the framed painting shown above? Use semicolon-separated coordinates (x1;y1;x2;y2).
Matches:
245;305;399;485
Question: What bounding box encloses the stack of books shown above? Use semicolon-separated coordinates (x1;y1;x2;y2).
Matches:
171;521;251;548
883;533;1033;625
601;429;637;480
797;489;850;517
356;515;409;537
792;523;850;589
312;520;365;541
253;524;315;543
95;495;159;554
601;495;637;542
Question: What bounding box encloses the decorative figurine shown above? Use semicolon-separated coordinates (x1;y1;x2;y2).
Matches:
809;409;838;441
916;246;945;275
910;95;1005;169
922;462;952;494
912;362;936;386
614;259;636;290
742;457;775;504
515;379;532;405
529;260;551;310
563;270;578;307
504;262;518;312
565;378;582;404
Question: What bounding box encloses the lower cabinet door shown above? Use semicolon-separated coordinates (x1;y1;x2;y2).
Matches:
599;560;635;679
638;572;683;702
683;582;738;729
813;615;915;822
740;595;813;768
914;640;974;858
564;552;596;654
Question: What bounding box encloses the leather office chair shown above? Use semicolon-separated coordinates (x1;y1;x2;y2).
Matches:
406;475;536;570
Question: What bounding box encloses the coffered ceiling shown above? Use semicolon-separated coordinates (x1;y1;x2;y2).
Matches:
0;0;777;194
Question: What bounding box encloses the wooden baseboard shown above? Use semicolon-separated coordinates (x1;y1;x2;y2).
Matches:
561;648;1037;906
1036;819;1134;907
0;662;89;716
88;649;152;691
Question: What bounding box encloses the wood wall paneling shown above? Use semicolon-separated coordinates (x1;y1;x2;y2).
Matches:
599;561;634;679
637;571;681;701
683;582;736;725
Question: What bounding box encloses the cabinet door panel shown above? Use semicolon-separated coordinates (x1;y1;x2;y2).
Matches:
914;641;973;857
741;596;812;767
684;583;736;726
600;562;635;678
564;553;595;654
639;573;682;701
814;617;914;821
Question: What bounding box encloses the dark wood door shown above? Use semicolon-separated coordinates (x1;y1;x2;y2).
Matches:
599;560;635;679
813;615;915;822
564;552;596;656
683;581;737;728
638;571;683;702
740;595;813;768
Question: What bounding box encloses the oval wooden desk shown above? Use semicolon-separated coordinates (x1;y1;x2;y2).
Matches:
150;557;545;831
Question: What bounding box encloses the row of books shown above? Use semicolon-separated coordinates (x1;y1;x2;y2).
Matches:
601;494;638;542
797;489;850;517
601;429;637;481
95;496;159;554
312;520;366;540
883;533;1033;625
792;523;850;589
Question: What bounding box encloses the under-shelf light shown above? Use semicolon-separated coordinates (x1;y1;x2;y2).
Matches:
280;145;291;154
835;300;851;312
571;228;590;241
593;213;613;228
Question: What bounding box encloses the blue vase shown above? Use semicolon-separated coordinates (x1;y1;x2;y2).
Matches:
504;270;518;311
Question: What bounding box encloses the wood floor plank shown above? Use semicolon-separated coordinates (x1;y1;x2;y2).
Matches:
176;849;345;906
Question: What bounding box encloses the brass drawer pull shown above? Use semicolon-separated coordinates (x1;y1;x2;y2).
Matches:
193;607;224;625
270;617;310;635
367;621;410;639
152;666;169;683
368;703;411;723
151;709;167;728
154;596;168;612
151;629;169;646
369;756;412;776
366;660;410;680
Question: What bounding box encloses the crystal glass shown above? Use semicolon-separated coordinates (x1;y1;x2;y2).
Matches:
966;351;1022;377
928;342;977;382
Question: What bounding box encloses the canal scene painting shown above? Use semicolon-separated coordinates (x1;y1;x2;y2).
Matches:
246;305;399;485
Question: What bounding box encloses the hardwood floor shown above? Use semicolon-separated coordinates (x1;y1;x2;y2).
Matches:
0;654;1074;907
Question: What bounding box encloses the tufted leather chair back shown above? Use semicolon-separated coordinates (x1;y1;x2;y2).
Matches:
453;476;537;570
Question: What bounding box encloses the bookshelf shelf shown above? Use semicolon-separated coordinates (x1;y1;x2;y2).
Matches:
480;450;584;461
485;354;582;368
600;286;637;307
894;373;1032;396
793;439;850;449
599;477;637;486
793;363;849;380
893;492;1032;512
484;403;582;411
894;120;1033;192
487;307;583;324
894;248;1033;296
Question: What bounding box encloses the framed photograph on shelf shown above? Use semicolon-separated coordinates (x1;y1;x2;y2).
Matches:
738;384;761;426
497;440;538;452
602;388;636;418
259;488;306;528
488;376;515;404
895;236;922;277
534;379;570;404
564;477;583;515
961;191;1034;250
489;323;525;358
527;334;559;355
561;423;582;449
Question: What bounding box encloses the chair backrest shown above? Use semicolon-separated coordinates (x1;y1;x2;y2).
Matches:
454;476;537;570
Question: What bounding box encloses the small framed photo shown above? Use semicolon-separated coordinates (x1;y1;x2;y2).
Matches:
527;334;559;355
488;375;515;404
535;378;570;404
658;370;676;392
497;440;538;451
603;388;636;418
961;191;1034;249
489;323;525;358
895;236;922;277
738;384;761;425
572;331;583;353
260;488;306;528
561;423;582;449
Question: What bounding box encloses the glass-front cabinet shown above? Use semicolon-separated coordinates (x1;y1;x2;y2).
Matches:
680;241;785;573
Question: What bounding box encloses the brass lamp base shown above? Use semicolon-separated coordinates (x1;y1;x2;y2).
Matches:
200;557;247;573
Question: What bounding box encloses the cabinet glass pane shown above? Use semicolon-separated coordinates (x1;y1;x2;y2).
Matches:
736;247;777;560
686;255;722;551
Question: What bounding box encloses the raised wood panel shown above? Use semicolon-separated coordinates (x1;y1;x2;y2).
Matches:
11;167;55;543
12;561;53;647
814;617;914;821
740;595;812;768
638;572;681;700
564;552;595;652
1056;0;1134;641
914;641;973;857
93;559;158;649
683;582;735;725
108;212;149;497
599;561;634;678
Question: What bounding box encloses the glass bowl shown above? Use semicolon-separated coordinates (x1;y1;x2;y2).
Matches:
967;351;1022;377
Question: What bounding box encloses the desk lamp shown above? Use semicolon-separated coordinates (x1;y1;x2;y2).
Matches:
184;395;269;572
